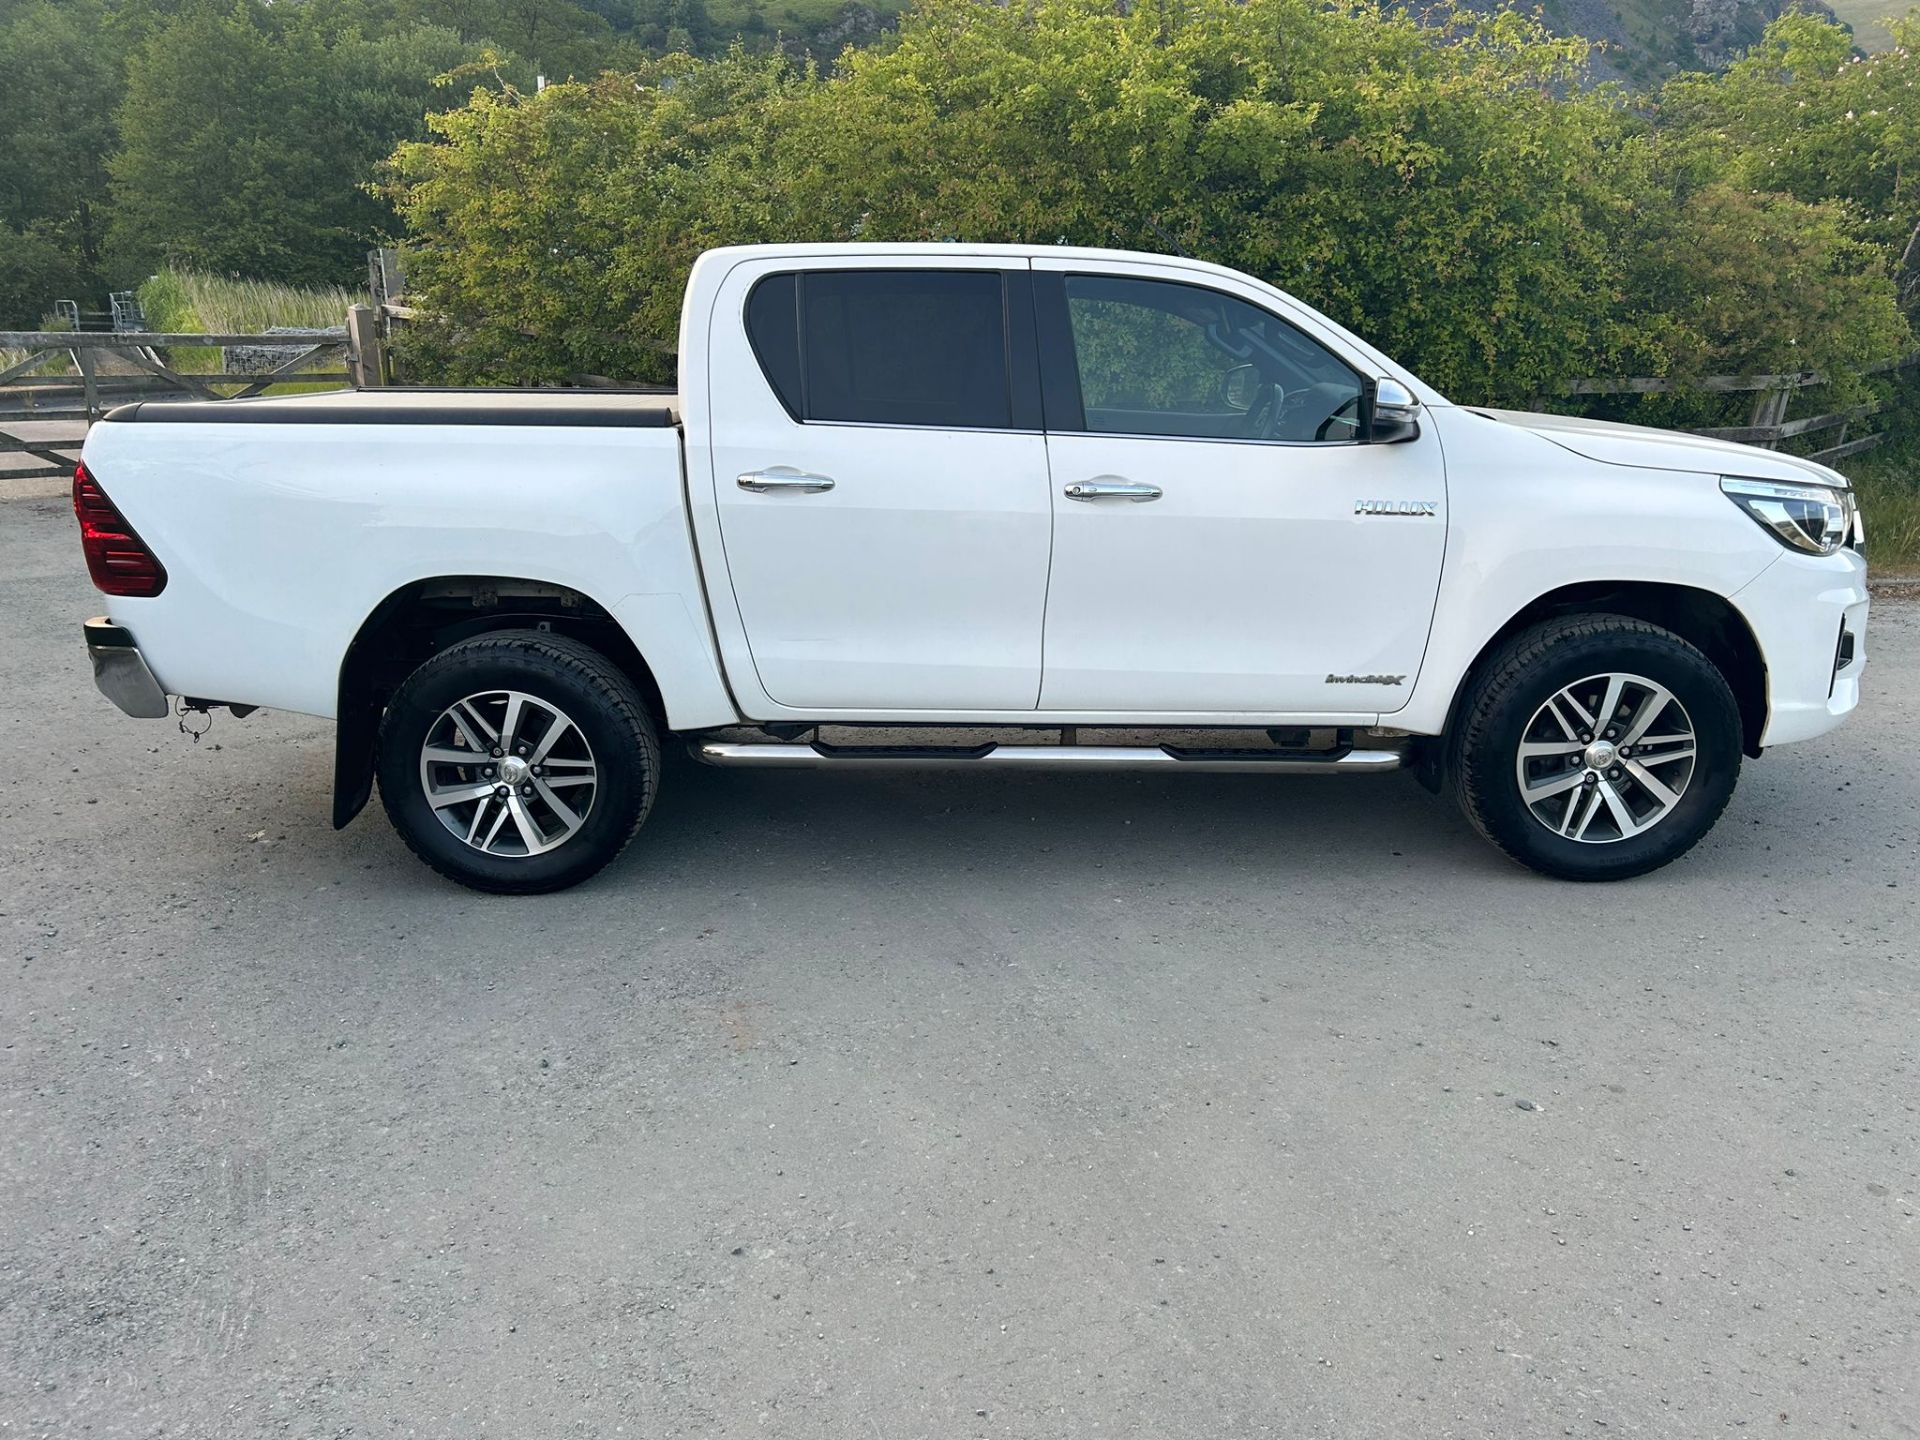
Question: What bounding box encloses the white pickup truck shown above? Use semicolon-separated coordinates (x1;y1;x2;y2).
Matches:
75;243;1868;891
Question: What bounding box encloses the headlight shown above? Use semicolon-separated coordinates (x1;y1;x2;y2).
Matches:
1720;476;1853;556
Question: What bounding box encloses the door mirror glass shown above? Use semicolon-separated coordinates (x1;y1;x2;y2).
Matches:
1221;363;1260;412
1367;376;1421;444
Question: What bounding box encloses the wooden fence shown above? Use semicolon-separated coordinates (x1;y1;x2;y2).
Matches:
0;323;368;482
1560;354;1918;464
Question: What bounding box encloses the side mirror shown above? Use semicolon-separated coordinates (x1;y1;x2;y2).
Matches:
1221;363;1260;412
1364;376;1421;444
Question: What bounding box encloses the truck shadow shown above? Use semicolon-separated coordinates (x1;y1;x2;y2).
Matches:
625;753;1501;890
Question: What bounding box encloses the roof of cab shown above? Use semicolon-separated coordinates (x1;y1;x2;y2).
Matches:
690;240;1259;283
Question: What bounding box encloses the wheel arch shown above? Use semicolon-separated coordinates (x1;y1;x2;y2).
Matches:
332;576;667;829
1416;580;1767;791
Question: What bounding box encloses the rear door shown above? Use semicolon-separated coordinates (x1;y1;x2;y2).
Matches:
704;257;1051;711
1031;259;1448;716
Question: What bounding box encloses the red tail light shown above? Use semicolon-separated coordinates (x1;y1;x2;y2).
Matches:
74;463;167;597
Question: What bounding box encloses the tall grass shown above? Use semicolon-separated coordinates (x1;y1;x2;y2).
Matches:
1838;372;1920;572
1848;457;1920;571
133;268;356;381
136;269;355;334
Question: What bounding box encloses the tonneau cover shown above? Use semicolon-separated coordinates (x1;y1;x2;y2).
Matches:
105;387;680;428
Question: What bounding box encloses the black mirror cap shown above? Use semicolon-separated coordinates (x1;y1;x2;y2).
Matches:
1368;412;1421;444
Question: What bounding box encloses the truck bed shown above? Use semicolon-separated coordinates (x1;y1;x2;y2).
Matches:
78;387;735;728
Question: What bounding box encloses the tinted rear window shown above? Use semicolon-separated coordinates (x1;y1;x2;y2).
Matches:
745;269;1013;430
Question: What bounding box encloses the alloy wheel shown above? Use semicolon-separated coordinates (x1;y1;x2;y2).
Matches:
1513;672;1697;844
417;689;598;857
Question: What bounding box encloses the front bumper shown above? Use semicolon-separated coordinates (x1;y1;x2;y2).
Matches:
1729;552;1868;747
85;617;170;719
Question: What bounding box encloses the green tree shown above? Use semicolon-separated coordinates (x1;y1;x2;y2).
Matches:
0;0;122;313
0;222;82;326
107;0;479;286
389;0;644;75
109;3;346;281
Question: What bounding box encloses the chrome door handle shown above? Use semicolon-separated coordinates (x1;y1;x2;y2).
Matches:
1063;477;1163;502
738;468;836;493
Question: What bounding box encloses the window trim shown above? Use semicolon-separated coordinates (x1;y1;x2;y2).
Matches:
1035;271;1369;446
742;267;1044;433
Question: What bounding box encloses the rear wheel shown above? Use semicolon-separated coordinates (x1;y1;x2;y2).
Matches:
1452;614;1741;880
376;630;659;893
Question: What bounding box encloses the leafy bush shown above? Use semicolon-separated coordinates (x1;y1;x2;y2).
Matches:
385;0;1911;410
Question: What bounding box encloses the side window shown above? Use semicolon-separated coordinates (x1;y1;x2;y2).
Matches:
745;269;1014;429
745;272;803;418
1061;275;1364;443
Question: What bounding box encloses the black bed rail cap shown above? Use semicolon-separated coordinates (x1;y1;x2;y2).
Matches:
102;388;680;428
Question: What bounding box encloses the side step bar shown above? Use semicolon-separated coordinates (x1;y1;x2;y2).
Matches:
694;741;1404;774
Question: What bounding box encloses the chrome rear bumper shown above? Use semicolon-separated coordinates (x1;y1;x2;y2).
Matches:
85;617;170;718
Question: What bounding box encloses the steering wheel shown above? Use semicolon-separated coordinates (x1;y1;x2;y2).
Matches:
1243;381;1285;440
1314;392;1364;442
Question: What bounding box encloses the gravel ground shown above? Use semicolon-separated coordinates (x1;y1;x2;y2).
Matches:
2;493;1916;1439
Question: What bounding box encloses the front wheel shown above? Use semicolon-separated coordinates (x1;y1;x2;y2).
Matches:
376;630;660;893
1452;615;1742;881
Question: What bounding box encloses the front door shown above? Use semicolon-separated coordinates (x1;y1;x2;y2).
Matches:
1032;261;1448;716
706;260;1051;711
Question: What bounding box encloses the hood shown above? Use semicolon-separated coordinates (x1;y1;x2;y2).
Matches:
1472;407;1851;489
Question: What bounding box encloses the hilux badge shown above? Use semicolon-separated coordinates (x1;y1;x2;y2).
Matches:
1355;499;1438;517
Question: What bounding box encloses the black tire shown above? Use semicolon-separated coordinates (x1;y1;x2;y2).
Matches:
1451;614;1741;881
376;630;660;894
